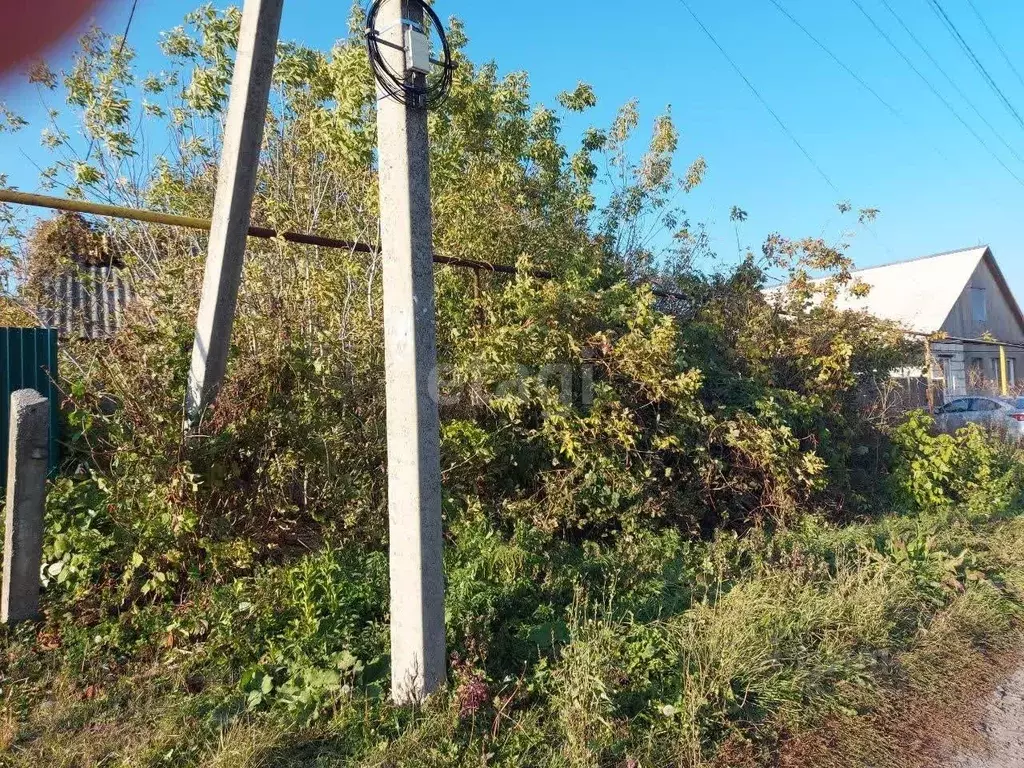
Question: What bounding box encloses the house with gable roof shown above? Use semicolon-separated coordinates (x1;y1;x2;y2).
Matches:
821;246;1024;399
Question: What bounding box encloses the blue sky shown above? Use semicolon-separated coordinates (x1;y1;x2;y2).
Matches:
2;0;1024;296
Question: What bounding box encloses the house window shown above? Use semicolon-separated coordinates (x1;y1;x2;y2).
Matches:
969;357;985;390
988;356;1019;390
938;355;957;397
971;288;987;325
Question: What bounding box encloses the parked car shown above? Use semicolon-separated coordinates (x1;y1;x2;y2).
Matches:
933;396;1024;440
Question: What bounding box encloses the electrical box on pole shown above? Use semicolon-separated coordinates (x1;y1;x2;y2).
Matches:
404;26;431;75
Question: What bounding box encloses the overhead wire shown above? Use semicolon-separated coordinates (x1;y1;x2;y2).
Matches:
877;0;1024;167
848;0;1024;188
926;0;1024;133
676;0;903;259
765;0;950;163
765;0;899;120
963;0;1024;94
83;0;140;164
672;0;840;195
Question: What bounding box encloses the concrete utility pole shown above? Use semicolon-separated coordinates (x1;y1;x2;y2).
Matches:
3;390;49;624
373;0;447;703
186;0;284;420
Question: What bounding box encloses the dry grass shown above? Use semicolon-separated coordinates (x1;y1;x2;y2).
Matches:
781;585;1024;768
0;665;221;767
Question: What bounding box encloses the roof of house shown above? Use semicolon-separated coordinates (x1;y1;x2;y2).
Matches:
39;265;133;340
773;246;1024;336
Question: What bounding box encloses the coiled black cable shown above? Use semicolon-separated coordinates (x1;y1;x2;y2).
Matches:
366;0;453;109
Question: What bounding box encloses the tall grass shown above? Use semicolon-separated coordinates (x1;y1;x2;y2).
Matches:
6;493;1024;766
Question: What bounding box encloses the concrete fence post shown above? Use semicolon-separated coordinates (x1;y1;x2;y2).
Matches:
3;389;49;624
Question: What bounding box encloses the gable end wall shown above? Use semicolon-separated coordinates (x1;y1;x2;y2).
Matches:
940;256;1024;343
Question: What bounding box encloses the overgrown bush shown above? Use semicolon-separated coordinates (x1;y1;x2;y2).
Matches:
0;6;910;614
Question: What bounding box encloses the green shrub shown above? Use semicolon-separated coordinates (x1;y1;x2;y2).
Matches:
890;411;1021;515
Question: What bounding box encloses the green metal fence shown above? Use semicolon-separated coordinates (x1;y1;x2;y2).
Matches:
1;328;60;485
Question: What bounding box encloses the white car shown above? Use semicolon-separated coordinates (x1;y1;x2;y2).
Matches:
933;396;1024;440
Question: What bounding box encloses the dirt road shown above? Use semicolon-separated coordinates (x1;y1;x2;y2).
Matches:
950;666;1024;768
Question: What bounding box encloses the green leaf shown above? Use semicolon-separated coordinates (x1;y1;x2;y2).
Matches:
527;620;570;649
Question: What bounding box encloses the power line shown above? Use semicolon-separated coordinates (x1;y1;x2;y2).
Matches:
673;0;840;195
765;0;949;163
926;0;1024;133
964;0;1024;93
113;0;141;63
878;0;1024;167
848;0;1024;188
678;0;899;258
83;0;140;164
765;0;899;119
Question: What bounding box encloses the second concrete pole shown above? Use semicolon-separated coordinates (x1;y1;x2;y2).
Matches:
186;0;284;420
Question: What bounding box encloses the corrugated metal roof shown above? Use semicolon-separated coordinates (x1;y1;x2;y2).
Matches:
766;247;992;334
37;266;133;340
828;247;988;334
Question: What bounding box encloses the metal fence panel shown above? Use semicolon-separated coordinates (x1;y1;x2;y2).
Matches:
1;327;60;486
